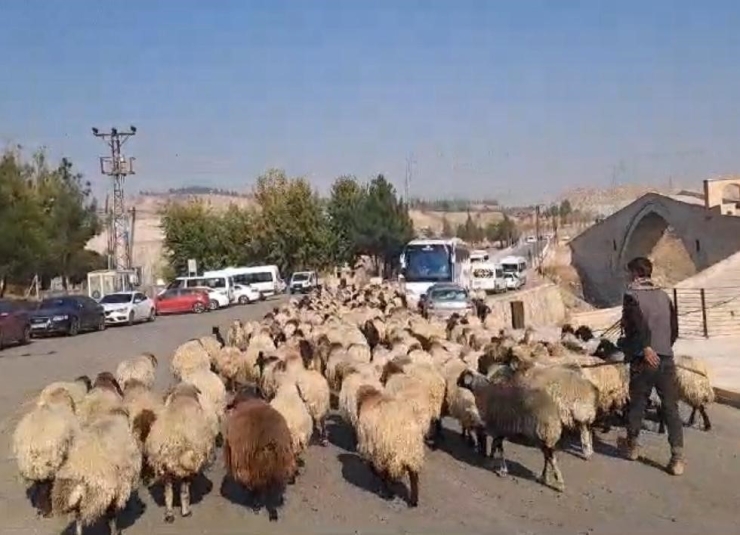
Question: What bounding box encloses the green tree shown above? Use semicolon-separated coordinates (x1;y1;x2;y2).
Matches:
327;175;365;266
559;199;572;225
440;216;454;237
354;174;414;274
160;200;228;274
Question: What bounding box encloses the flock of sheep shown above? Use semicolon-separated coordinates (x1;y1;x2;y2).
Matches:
11;282;716;534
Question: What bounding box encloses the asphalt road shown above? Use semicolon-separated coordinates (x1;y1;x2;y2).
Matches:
1;296;739;534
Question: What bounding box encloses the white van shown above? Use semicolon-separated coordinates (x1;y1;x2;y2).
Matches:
207;265;281;298
167;274;235;307
471;262;506;294
499;255;528;284
470;249;490;264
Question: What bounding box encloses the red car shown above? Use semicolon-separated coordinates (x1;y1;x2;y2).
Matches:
0;300;31;349
155;288;210;315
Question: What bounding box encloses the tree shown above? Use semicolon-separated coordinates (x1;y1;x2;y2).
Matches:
354;175;414;275
327;176;365;266
559;199;572;225
456;213;484;243
440;216;454;238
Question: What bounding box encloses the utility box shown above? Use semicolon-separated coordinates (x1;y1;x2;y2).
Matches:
87;269;139;301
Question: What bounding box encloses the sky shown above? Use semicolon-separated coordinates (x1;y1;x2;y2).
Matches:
1;0;739;205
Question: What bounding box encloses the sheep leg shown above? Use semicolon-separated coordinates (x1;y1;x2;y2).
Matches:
475;427;488;458
164;478;175;523
180;478;192;517
699;405;712;431
687;407;697;427
35;480;52;517
407;467;419;508
491;437;507;476
317;416;329;446
580;424;594;460
75;515;83;535
107;506;121;535
548;451;566;493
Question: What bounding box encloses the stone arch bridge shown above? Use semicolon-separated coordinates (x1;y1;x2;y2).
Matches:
569;188;740;306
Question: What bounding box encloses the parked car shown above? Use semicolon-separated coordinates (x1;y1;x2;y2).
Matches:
29;295;106;337
289;271;318;294
155;288;210;315
503;272;523;291
193;286;229;310
233;283;261;304
100;291;156;326
419;283;474;320
0;300;31;349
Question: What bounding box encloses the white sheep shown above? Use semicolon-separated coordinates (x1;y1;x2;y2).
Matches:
37;376;92;409
145;383;216;523
13;388;79;517
270;382;314;461
179;368;227;437
171;339;211;380
115;352;158;390
51;405;142;535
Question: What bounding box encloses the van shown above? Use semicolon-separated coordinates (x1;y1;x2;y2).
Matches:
471;262;506;294
499;255;528;284
167;274;235;306
206;265;281;298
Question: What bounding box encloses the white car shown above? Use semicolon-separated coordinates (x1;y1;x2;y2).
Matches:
503;273;523;291
99;291;156;325
233;283;261;304
192;286;230;310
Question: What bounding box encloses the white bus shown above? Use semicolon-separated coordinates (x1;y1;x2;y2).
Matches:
499;255;528;284
399;238;471;304
471;262;506;294
470;249;490;264
205;265;281;298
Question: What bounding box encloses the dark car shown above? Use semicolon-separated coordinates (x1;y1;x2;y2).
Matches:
29;295;106;337
0;300;32;349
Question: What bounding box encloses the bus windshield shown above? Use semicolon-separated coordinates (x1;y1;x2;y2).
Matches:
403;244;452;283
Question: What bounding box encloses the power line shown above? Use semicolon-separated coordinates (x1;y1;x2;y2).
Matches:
92;126;137;271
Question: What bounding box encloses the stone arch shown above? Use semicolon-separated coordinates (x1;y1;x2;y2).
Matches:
618;203;698;287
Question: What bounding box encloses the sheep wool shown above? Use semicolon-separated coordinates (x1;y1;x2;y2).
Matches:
115;353;158;390
270;382;314;456
37;377;91;409
171;339;212;380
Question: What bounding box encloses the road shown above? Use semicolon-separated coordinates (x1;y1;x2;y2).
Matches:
1;297;740;534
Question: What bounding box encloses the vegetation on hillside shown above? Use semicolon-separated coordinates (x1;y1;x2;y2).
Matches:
139;186;245;197
160;170;414;277
0;148;104;295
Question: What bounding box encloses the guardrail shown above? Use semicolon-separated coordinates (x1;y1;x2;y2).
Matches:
672;287;740;339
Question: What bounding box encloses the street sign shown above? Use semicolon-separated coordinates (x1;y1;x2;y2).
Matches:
187;259;197;276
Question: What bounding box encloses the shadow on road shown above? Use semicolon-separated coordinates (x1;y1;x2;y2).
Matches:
325;413;356;452
60;490;146;535
337;452;416;506
148;472;214;508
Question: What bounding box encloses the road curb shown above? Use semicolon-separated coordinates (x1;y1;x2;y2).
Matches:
714;387;740;410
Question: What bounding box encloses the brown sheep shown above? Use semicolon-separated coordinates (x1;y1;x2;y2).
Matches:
223;386;296;522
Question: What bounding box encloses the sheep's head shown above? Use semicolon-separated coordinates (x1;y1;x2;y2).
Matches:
297;339;314;369
75;375;93;392
379;359;405;384
362;319;381;350
123;378;147;395
143;352;158;368
445;313;461;333
227;384;264;410
560;324;575;336
355;384;383;415
165;382;201;405
43;387;76;411
255;352;280;377
94;372;123;397
575;325;594;342
456;369;487;392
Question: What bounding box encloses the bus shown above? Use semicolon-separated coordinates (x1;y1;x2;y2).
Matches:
470;249;490;264
499;255;528;284
204;265;282;298
471;262;506;294
399;238;471;304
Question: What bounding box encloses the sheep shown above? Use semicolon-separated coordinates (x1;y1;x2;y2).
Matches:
338;367;384;432
354;384;425;507
12;388;79;517
37;376;92;409
269;382;313;463
179;368;227;436
198;334;224;362
653;355;715;433
211;345;245;392
122;379;162;444
509;354;599;459
457;370;565;492
115;352;158;390
51;405;142;535
76;373;124;427
225;320;249;350
171;339;211;380
145;383;216;523
441;358;483;448
223;386;296;522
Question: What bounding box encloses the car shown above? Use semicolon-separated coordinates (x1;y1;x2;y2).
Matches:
99;291;156;326
193;286;230;310
233;283;261;304
28;295;106;337
0;300;31;349
289;271;318;294
503;272;523;291
155;288;210;315
419;282;474;320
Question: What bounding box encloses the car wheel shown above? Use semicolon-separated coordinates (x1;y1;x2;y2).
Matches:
208;299;219;311
193;302;205;314
97;316;106;331
127;310;135;326
260;293;266;301
20;324;31;345
238;295;248;305
68;317;80;336
148;308;156;321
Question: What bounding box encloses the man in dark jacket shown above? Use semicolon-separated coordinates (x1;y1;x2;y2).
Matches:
617;257;684;475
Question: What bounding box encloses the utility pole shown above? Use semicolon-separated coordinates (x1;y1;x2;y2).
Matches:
534;205;541;268
404;152;415;202
92;126;137;272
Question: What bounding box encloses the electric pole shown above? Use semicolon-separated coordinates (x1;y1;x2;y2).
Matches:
534;204;541;268
404;152;415;202
92;126;137;271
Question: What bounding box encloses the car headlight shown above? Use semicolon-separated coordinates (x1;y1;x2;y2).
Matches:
52;314;68;321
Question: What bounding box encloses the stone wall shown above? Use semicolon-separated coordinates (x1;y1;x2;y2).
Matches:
484;284;567;330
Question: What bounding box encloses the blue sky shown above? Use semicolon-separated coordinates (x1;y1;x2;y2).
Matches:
1;1;739;204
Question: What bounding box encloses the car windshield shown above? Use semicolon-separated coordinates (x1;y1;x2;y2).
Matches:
292;273;310;281
429;288;467;302
404;244;451;283
38;297;77;309
100;294;132;304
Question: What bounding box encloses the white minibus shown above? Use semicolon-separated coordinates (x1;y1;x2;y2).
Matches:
206;265;282;298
